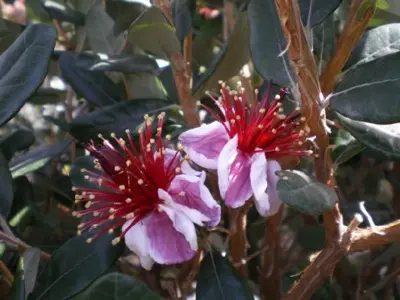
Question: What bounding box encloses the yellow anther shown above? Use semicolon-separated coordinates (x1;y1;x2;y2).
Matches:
138;179;144;185
119;185;126;190
125;198;132;203
86;238;93;244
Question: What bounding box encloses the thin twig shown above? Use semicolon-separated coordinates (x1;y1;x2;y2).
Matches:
0;261;14;283
0;231;50;262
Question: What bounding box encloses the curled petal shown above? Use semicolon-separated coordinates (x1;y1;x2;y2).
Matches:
250;153;270;216
163;148;205;178
218;136;252;208
158;188;210;226
146;211;196;264
169;174;221;227
266;160;282;216
123;219;154;270
179;121;230;169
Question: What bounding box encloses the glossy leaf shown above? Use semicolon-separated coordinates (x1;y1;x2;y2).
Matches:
74;52;160;74
0;24;56;127
193;11;249;96
28;234;123;300
172;0;196;41
127;7;180;59
346;23;400;69
337;113;400;160
248;0;295;87
59;52;121;106
331;52;400;124
276;170;338;215
71;273;161;300
299;0;342;27
11;248;41;300
41;0;85;25
0;129;35;161
85;5;124;54
69;99;171;142
10;140;71;178
196;252;254;300
106;0;147;34
0;151;14;218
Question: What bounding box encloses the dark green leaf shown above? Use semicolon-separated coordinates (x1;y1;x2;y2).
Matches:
193;11;249;97
196;252;254;300
159;66;179;103
10;140;71;178
333;140;364;166
0;23;56;127
59;51;121;106
347;23;400;69
331;52;400;124
0;18;24;54
106;0;147;34
75;52;160;74
41;0;85;25
70;272;161;300
127;7;180;59
0;129;35;161
0;151;14;218
172;0;196;41
69;99;170;142
299;0;342;27
10;255;25;300
26;0;52;22
70;156;107;191
276;170;338;215
10;176;34;217
297;225;325;252
29;234;123;300
337;113;400;160
85;5;124;54
248;0;295;87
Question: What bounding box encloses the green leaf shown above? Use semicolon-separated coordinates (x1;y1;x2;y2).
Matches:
0;151;14;218
70;272;161;300
347;23;400;69
299;0;342;27
0;18;24;54
10;248;41;300
331;52;400;124
26;0;52;22
276;170;338;215
85;4;124;54
337;113;400;160
172;0;196;41
0;24;56;127
196;252;254;300
193;11;249;97
10;140;71;178
28;234;123;300
127;7;180;59
41;0;85;25
106;0;147;34
69;99;171;142
333;140;365;166
248;0;295;87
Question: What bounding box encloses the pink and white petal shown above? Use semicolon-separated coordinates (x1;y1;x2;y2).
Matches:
169;174;221;227
179;121;230;169
122;219;154;270
250;153;270;216
266;160;282;216
146;211;197;265
218;136;252;208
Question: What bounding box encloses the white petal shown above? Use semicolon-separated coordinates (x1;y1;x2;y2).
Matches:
266;160;282;216
122;219;154;270
217;135;239;199
250;153;270;216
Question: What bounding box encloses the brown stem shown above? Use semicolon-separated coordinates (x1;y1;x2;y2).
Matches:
178;249;204;298
320;0;376;95
229;202;252;277
283;216;362;300
0;231;50;261
223;0;235;40
260;208;283;300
